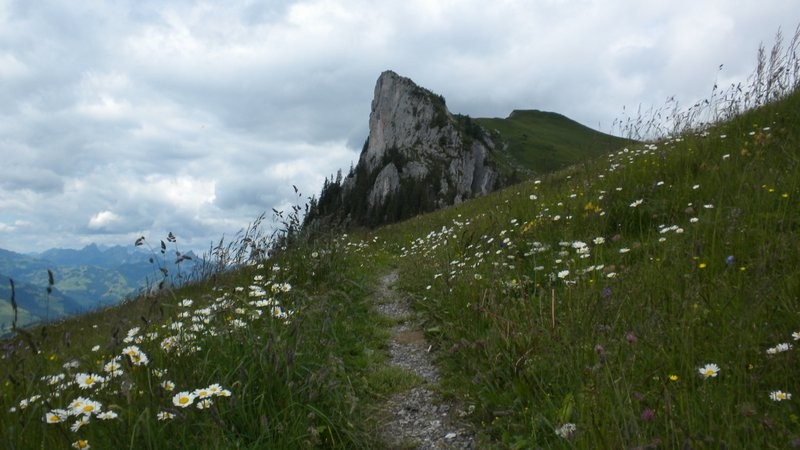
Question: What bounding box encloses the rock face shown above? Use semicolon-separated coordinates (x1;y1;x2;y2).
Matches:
358;70;498;209
306;70;501;229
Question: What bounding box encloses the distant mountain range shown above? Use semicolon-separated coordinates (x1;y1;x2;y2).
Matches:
0;244;200;335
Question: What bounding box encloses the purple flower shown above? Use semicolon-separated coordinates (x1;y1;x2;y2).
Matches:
640;407;656;422
725;255;735;265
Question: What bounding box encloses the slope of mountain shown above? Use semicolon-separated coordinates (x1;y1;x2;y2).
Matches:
477;109;632;174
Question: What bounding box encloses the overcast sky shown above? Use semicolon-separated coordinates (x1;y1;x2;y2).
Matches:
0;1;797;255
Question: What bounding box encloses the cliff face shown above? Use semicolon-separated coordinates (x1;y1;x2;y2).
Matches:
306;70;502;229
357;70;498;208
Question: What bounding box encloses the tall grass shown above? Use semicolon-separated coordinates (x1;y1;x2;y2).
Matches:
614;25;800;140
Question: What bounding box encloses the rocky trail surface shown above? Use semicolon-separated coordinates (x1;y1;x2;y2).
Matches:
374;270;475;450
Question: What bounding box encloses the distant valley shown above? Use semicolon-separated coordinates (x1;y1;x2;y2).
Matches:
0;243;200;334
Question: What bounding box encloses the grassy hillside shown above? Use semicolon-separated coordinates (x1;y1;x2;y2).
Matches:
479;109;633;176
2;58;799;448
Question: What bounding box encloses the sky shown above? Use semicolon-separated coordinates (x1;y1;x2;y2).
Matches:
0;0;798;255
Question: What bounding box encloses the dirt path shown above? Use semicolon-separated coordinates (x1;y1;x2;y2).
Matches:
373;270;475;450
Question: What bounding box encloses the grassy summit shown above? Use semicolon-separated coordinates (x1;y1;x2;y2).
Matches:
478;109;633;175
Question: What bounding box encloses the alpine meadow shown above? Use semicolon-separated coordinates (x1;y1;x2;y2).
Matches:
3;26;800;449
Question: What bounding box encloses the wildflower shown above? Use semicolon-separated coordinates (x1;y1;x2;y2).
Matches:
792;331;800;341
555;422;577;439
74;399;102;416
640;407;656;422
91;345;100;352
557;270;570;279
180;299;194;307
75;373;104;390
72;440;90;449
698;363;720;379
103;358;123;377
698;263;707;269
668;374;679;382
770;391;792;402
45;409;69;424
619;248;630;254
216;388;232;397
766;343;792;354
629;199;644;208
122;345;149;366
157;411;175;421
172;391;196;408
19;395;42;410
196;398;213;409
97;410;118;420
161;380;176;391
70;415;90;432
193;387;213;399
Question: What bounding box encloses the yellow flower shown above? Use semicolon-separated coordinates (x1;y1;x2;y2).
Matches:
698;263;707;269
668;374;679;382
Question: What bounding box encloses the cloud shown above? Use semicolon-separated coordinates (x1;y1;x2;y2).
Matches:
88;211;121;231
0;0;798;253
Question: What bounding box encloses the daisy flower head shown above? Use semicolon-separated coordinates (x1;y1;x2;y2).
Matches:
70;415;90;432
75;373;104;390
193;386;213;398
45;409;69;424
172;391;196;408
75;399;102;416
698;363;720;379
122;345;149;366
157;410;175;421
72;440;90;450
196;398;213;410
97;410;118;420
770;390;792;402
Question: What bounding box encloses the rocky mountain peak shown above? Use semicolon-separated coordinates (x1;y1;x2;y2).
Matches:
305;70;503;229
